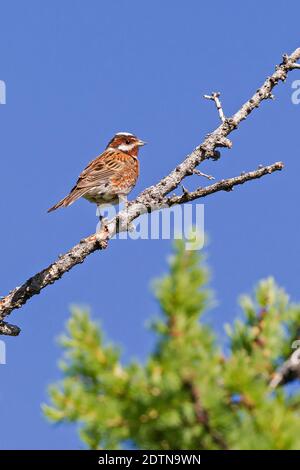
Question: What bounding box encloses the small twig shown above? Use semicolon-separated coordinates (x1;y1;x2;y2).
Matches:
193;169;215;180
204;92;226;123
181;184;189;194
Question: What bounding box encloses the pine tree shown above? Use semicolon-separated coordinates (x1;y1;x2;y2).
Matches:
43;240;300;450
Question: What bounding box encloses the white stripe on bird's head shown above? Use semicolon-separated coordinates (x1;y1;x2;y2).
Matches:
115;132;134;137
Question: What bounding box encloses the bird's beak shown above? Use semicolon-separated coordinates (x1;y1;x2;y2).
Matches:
137;139;146;146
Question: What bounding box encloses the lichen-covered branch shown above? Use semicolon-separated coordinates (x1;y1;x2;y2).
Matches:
0;162;283;335
165;162;283;206
1;48;299;336
270;348;300;388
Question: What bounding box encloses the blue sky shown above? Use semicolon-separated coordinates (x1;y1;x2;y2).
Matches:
1;0;300;449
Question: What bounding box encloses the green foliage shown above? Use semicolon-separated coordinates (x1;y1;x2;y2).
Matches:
43;241;300;450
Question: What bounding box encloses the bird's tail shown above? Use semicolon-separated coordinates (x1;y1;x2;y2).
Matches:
47;188;86;213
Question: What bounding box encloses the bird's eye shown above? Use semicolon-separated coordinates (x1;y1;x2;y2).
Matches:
126;140;131;145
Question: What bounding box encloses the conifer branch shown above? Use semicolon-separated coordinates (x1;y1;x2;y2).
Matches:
183;379;228;449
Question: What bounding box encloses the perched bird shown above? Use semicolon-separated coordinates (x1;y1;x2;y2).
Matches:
48;132;146;219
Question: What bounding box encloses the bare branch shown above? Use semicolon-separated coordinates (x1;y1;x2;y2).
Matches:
0;321;21;336
193;169;215;180
0;48;299;335
0;162;284;336
204;91;226;123
0;234;109;331
165;162;284;206
270;347;300;389
134;48;300;207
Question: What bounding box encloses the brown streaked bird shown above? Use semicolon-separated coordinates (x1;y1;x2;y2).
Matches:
48;132;146;219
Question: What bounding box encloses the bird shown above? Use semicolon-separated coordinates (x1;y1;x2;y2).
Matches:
47;132;146;220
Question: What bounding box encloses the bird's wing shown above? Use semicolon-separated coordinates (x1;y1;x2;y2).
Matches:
74;148;134;190
47;149;137;212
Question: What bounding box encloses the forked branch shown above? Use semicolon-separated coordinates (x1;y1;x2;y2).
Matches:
1;48;300;335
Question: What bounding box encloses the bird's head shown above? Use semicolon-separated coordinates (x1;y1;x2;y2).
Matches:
107;132;146;157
